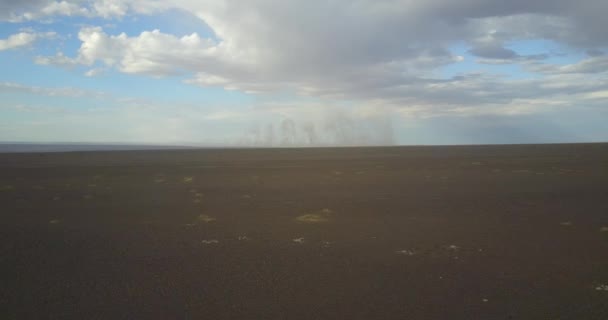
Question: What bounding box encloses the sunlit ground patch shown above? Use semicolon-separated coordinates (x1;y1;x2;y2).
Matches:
296;214;328;223
395;249;416;256
197;214;216;223
296;208;332;223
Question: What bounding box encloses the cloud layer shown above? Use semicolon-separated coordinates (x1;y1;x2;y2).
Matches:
1;0;608;144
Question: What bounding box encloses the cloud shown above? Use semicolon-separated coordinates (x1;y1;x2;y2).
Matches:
527;55;608;74
9;0;608;119
469;45;518;59
0;0;169;21
36;27;221;76
0;31;54;50
0;32;36;50
0;81;105;98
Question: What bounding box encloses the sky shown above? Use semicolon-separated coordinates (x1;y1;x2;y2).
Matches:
1;0;607;146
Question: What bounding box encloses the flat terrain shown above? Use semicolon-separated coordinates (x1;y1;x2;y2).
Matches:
1;144;607;319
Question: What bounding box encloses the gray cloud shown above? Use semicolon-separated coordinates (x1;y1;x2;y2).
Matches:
0;81;106;98
469;45;518;59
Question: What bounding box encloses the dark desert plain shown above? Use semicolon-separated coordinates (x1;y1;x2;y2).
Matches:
1;143;608;319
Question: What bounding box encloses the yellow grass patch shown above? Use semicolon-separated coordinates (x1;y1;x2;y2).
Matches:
296;208;333;223
296;214;328;223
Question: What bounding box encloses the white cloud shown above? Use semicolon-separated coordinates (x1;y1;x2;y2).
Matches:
84;67;105;77
37;27;221;76
0;32;36;50
0;31;54;50
39;1;90;17
92;0;127;18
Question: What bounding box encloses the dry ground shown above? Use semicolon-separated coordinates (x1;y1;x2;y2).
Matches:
1;144;607;319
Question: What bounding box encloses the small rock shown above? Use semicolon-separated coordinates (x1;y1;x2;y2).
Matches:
292;237;305;244
595;284;608;291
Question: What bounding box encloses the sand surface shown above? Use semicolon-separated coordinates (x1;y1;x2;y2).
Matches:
1;144;607;319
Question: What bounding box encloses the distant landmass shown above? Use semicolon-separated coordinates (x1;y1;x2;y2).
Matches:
0;143;195;153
